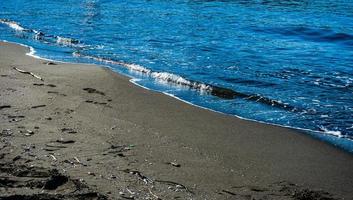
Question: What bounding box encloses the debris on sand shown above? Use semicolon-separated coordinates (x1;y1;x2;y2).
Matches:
24;129;34;136
31;104;46;109
0;105;11;110
167;161;181;168
13;67;44;81
55;138;75;144
43;61;57;65
83;87;105;96
61;128;77;134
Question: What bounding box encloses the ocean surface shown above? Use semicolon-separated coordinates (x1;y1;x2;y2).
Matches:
1;0;353;152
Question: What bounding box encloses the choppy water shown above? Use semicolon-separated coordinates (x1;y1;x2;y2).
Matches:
1;0;353;152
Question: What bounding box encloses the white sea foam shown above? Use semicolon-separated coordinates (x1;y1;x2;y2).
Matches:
122;63;151;74
56;36;79;46
129;79;152;91
319;126;342;137
0;19;26;31
32;30;44;40
73;52;213;93
151;72;191;85
1;19;88;48
151;72;212;91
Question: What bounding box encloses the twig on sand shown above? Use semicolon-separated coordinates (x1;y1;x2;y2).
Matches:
31;104;46;109
74;156;87;166
49;154;57;161
126;188;135;195
74;156;81;164
13;67;44;81
148;188;161;200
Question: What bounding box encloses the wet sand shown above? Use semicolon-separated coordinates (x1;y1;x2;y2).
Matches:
0;41;352;199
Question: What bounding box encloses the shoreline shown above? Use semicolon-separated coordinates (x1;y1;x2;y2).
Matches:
1;41;353;199
4;39;352;153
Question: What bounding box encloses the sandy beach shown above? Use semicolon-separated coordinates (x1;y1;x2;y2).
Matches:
1;41;353;199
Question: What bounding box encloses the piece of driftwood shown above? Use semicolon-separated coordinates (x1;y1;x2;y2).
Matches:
13;67;44;81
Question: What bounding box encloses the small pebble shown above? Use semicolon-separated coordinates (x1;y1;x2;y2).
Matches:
169;162;181;167
25;130;34;136
88;171;96;176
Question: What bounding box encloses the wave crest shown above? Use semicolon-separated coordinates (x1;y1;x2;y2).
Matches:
1;19;84;48
56;36;80;46
0;19;26;31
72;52;301;112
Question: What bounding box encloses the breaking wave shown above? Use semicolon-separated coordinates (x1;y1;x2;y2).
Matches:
0;19;84;48
0;19;26;31
73;52;300;112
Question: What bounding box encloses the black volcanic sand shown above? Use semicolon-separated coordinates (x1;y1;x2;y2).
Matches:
0;41;352;199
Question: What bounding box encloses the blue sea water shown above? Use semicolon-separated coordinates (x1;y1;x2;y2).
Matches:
1;0;353;152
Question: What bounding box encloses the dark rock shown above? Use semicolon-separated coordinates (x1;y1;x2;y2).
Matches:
12;156;21;161
43;170;68;190
43;61;57;65
8;115;25;119
55;138;75;144
61;128;77;134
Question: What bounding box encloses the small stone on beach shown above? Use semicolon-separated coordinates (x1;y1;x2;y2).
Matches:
25;130;34;136
169;162;181;167
43;61;57;65
88;172;96;176
56;138;75;144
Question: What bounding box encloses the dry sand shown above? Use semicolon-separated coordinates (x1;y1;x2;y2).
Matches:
0;41;353;199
